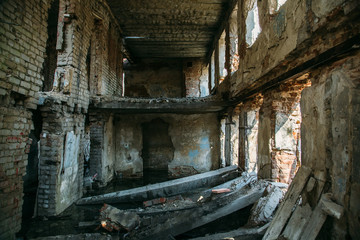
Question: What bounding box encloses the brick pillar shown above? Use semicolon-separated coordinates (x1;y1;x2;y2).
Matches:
38;102;85;216
258;81;309;183
89;112;115;186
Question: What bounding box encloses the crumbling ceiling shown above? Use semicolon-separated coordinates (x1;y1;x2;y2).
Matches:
106;0;234;58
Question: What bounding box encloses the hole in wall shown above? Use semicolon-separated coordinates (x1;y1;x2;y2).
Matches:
141;118;174;184
42;0;59;92
246;0;261;47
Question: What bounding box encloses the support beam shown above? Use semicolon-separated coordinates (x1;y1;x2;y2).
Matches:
77;165;238;205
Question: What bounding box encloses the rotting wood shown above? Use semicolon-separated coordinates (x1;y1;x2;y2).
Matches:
77;165;238;205
262;166;312;240
188;223;270;240
299;193;344;240
125;173;257;217
282;203;312;240
320;193;344;219
128;181;266;240
299;198;327;240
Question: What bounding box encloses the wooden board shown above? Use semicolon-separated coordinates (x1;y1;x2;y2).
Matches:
299;196;327;240
282;203;312;240
262;166;312;240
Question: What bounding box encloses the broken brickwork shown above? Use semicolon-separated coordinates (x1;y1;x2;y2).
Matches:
1;0;125;237
37;100;86;216
36;0;124;217
0;0;51;238
258;79;310;183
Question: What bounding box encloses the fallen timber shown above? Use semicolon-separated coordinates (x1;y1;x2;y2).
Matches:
127;180;267;240
188;223;270;240
128;172;259;216
77;165;238;205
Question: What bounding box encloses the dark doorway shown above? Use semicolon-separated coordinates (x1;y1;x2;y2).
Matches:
142;118;174;184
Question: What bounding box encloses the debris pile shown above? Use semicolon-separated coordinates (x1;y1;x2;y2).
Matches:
99;204;140;232
263;166;343;240
72;168;292;239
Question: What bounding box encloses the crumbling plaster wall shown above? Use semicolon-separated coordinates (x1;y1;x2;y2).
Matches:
38;102;85;216
124;58;183;98
257;80;309;183
228;0;359;98
183;59;209;97
114;114;220;178
301;52;360;239
88;112;116;186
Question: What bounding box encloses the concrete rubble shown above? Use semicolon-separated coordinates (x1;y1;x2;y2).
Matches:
99;204;140;232
247;183;287;226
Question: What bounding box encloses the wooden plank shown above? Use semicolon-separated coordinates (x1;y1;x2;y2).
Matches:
262;166;312;240
321;193;344;219
300;195;328;240
282;203;312;240
189;223;270;240
77;165;238;205
134;182;266;239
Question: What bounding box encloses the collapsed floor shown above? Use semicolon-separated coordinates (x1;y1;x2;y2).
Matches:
20;167;284;239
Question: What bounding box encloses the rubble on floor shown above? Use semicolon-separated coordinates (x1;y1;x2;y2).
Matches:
28;170;288;239
188;223;269;240
99;204;140;232
91;171;275;239
31;233;112;240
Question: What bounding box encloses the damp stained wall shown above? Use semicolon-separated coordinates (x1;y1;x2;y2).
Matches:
124;58;184;98
301;52;360;238
114;113;220;178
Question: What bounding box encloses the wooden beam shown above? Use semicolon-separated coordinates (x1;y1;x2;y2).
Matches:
263;166;312;240
77;166;238;205
133;181;266;239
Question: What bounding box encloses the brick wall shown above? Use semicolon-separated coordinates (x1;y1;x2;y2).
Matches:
0;0;51;238
0;107;33;240
36;0;124;216
0;0;126;237
258;79;310;183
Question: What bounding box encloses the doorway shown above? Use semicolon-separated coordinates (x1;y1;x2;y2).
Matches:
141;118;174;184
